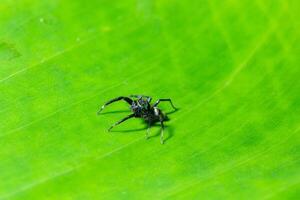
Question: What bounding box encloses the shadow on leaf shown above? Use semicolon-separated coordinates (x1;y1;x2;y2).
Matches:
100;110;130;115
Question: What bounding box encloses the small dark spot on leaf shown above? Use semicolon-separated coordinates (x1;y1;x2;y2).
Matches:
0;42;21;61
240;125;262;147
38;15;57;26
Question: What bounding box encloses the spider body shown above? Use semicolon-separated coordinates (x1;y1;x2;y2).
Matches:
97;95;177;144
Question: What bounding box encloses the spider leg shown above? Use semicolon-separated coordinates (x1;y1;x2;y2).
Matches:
147;97;152;103
97;96;133;114
108;113;135;131
130;95;152;103
153;98;177;110
159;115;165;144
154;107;165;144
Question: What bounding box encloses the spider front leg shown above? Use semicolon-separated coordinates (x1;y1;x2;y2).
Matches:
153;98;177;110
108;113;135;131
97;96;133;114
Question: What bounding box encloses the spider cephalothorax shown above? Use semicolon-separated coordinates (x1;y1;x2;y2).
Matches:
97;95;177;144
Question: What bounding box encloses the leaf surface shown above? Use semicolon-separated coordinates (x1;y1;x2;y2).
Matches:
0;0;299;199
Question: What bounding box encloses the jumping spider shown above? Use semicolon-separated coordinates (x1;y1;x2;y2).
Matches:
97;95;177;144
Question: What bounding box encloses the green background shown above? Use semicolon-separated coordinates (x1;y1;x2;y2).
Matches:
0;0;299;199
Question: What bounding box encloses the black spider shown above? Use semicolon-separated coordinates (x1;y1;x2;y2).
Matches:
97;95;177;144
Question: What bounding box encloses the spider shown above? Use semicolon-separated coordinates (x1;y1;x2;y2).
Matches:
97;95;177;144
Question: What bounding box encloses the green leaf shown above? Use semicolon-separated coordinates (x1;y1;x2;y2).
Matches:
1;0;299;199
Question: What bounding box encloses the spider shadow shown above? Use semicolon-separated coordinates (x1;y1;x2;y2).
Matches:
100;110;131;115
110;108;180;143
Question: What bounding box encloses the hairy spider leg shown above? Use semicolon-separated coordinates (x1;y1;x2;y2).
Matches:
108;113;135;131
97;96;133;114
153;98;177;110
